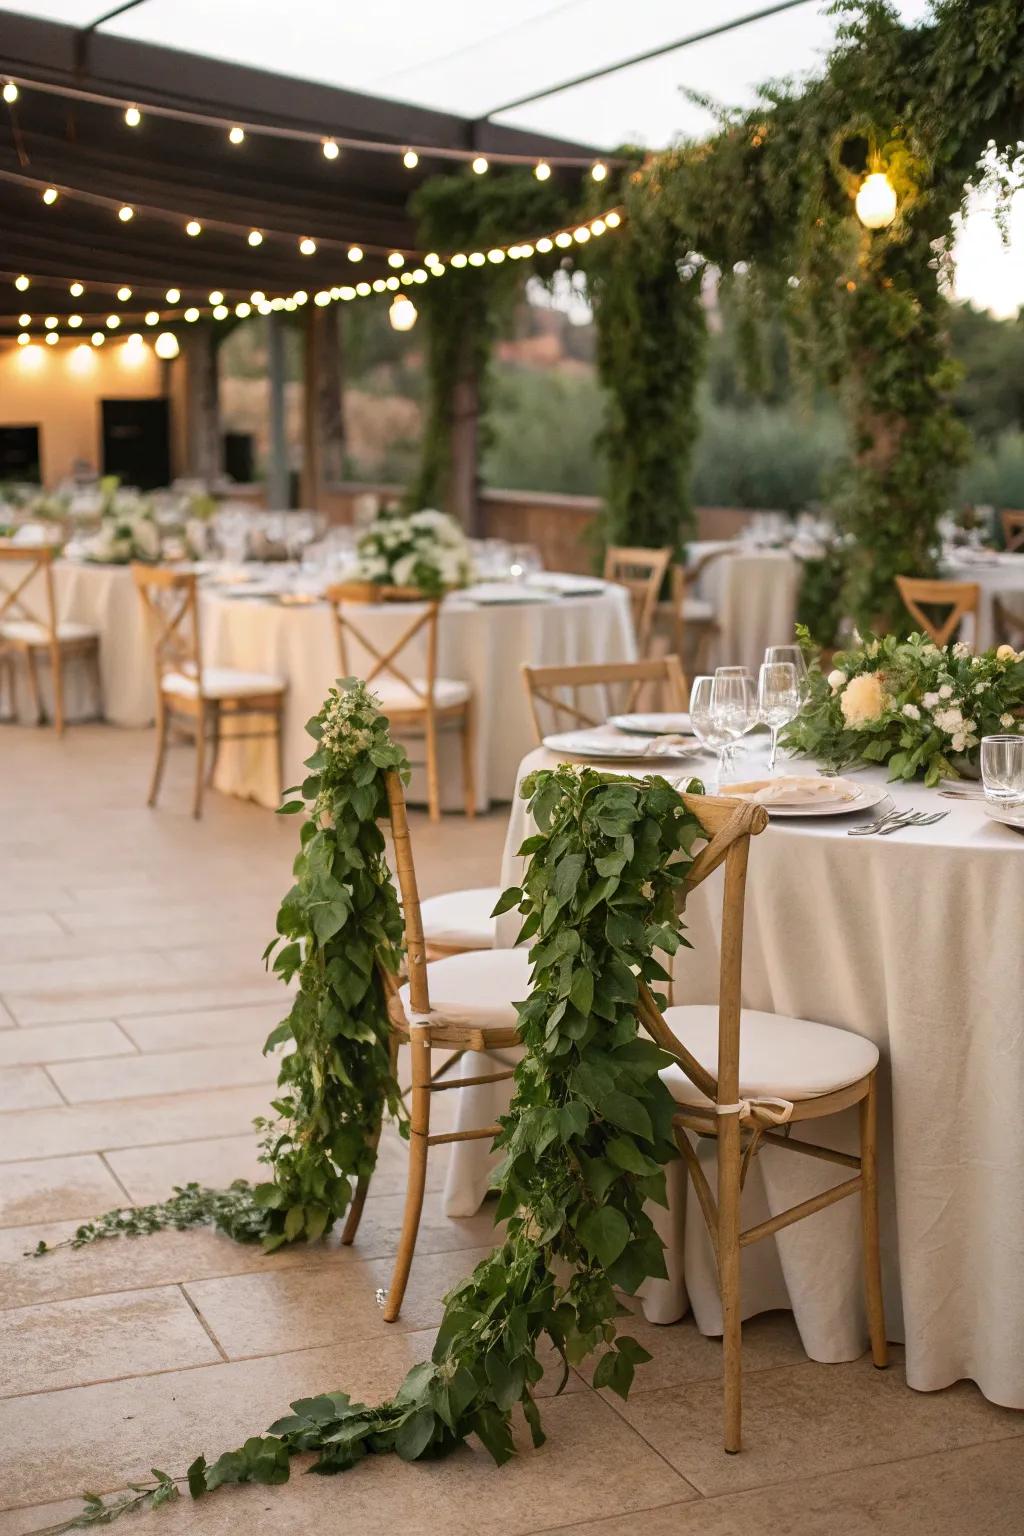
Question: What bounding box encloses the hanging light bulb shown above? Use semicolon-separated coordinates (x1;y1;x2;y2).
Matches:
17;312;30;326
250;291;266;304
403;149;419;169
450;252;467;268
322;138;339;160
185;219;202;237
472;156;488;175
118;205;134;221
91;331;105;346
44;315;58;329
17;333;29;346
69;281;84;297
15;274;29;291
145;310;159;325
228;125;245;145
106;315;120;329
154;332;179;359
555;231;572;248
165;288;181;304
605;211;621;228
389;293;417;331
534;161;551;181
347;246;363;262
117;286;132;301
487;248;505;264
2;81;18;104
68;314;82;328
184;307;200;322
45;332;58;346
213;304;228;320
855;171;897;229
293;290;308;305
208;290;224;306
573;226;591;243
124;105;141;127
247;229;263;246
42;187;58;205
387;252;405;268
591;161;607;182
235;301;251;317
535;236;553;253
299;237;317;255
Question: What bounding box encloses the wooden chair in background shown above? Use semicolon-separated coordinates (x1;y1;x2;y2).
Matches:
994;597;1024;651
325;582;475;823
662;546;736;674
521;655;689;743
133;566;285;819
1000;511;1024;553
603;546;672;656
895;576;979;648
0;545;101;733
637;792;886;1453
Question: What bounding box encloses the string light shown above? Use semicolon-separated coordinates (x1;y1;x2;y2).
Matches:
247;229;263;246
591;162;608;181
472;156;488;175
387;252;404;268
117;285;132;301
118;205;134;221
487;248;505;263
250;290;266;304
15;275;29;291
235;301;251;317
389;293;417;331
17;333;29;346
106;315;120;328
17;312;30;326
347;246;363;262
450;252;468;268
469;251;485;266
299;237;317;255
212;304;228;320
124;106;141;127
42;187;58;205
154;332;179;359
403;149;419;169
573;225;590;243
45;332;58;346
68;314;82;328
555;231;572;248
294;290;308;304
185;219;202;237
535;236;553;253
165;288;180;303
855;171;897;229
91;331;105;346
44;315;57;328
183;306;199;321
605;211;621;228
322;138;339;160
2;82;18;104
228;126;245;145
145;310;159;325
534;161;551;181
69;281;84;296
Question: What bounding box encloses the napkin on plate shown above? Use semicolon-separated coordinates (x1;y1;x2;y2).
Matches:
721;775;858;806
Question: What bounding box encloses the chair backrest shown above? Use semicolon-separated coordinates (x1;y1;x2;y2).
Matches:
131;564;202;691
895;576;979;648
325;582;440;709
603;545;672;654
1001;511;1024;554
521;655;689;742
0;543;61;642
994;596;1024;650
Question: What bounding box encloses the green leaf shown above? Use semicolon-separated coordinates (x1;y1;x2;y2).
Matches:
577;1205;631;1269
395;1407;436;1461
569;967;594;1016
602;1091;653;1143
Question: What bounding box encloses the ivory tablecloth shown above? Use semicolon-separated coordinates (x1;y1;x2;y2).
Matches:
202;583;636;810
943;554;1024;648
687;542;801;674
445;746;1024;1408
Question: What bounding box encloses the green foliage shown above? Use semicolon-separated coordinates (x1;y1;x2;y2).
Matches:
53;765;705;1529
783;626;1024;784
960;431;1024;514
26;1183;269;1256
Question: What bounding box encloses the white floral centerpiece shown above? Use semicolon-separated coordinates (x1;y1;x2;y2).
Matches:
81;478;161;564
783;627;1024;784
354;507;472;598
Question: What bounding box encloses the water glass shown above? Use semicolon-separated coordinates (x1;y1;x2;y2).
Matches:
509;543;542;582
688;675;732;787
764;644;808;687
980;735;1024;805
710;669;757;771
758;661;800;773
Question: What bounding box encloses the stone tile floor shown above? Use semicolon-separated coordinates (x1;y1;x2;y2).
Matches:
1;725;1022;1535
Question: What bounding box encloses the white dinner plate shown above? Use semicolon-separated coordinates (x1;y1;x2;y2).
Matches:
722;779;890;817
543;730;704;762
461;583;558;605
609;712;692;736
982;803;1024;833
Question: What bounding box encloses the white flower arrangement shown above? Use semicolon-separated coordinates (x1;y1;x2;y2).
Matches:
354;507;472;598
81;481;161;564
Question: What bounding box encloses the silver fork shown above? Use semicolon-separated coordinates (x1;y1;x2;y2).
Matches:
877;809;949;835
848;808;908;837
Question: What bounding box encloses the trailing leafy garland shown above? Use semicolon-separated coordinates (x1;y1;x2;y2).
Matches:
43;758;704;1532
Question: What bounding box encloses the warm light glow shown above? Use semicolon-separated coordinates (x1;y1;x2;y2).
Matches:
591;162;607;182
605;211;621;228
389;294;417;331
247;229;263;246
468;251;485;266
185;219;202;237
257;301;273;315
207;290;224;306
472;156;488;175
450;252;467;268
42;187;58;205
284;297;297;311
855;171;898;230
573;226;590;243
314;290;331;306
16;333;29;346
106;315;120;328
69;343;95;374
403;149;419;169
299;237;317;255
487;248;505;263
340;286;355;301
17;312;30;326
154;331;179;359
91;331;105;346
213;304;228;320
591;218;606;236
385;275;399;291
535;236;553;253
355;281;371;296
145;310;159;325
15;275;29;291
413;268;428;284
117;286;132;301
118;205;134;221
45;332;58;346
555;231;572;248
68;314;82;328
18;342;44;369
69;281;84;297
518;244;533;259
44;316;57;329
322;137;339;160
2;81;18;104
371;279;386;294
184;307;200;322
294;290;308;304
347;246;363;262
228;126;245;145
387;252;405;268
120;333;147;368
250;291;265;304
235;301;251;317
124;106;141;127
534;161;551;181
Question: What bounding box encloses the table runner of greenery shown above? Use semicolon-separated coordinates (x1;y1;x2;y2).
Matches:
35;685;705;1531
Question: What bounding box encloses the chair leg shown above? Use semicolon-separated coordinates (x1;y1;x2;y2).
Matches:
25;648;44;725
383;1027;431;1322
205;702;221;786
718;1113;744;1453
91;644;104;721
148;706;170;808
859;1072;889;1369
192;707;207;820
460;699;477;819
50;642;65;737
424;709;441;823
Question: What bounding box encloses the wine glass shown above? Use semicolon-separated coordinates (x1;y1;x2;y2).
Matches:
688;675;732;787
758;661;800;774
710;670;757;773
981;735;1024;806
764;644;808;689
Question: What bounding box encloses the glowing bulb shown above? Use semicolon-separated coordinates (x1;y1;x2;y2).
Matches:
124;105;141;127
450;252;467;268
69;281;84;297
468;251;485;266
228;126;245;145
250;291;265;304
17;312;30;326
294;290;308;305
555;231;572;249
340;286;355;301
534;161;551;181
117;285;132;301
389;294;417;332
118;205;134;221
535;237;553;253
165;288;180;304
403;149;419;169
68;314;82;328
518;244;533;259
17;333;29;346
605;211;621;228
347;246;363;263
45;332;58;346
106;315;120;329
3;82;18;104
213;304;228;320
591;218;606;236
185;219;202;237
321;137;339;160
247;229;263;246
385;275;399;291
855;171;897;229
413;268;427;284
184;307;199;322
44;315;57;329
283;297;297;311
387;252;404;268
15;275;29;291
472;156;488;175
235;301;251;317
154;332;179;360
372;279;386;294
591;161;607;182
487;248;505;263
573;226;590;243
355;281;370;296
313;290;330;306
42;187;58;205
91;331;105;346
257;301;272;315
299;237;317;255
145;310;159;325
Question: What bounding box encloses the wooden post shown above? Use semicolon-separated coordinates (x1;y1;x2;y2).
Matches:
449;335;481;535
266;312;289;511
182;326;221;483
302;304;346;510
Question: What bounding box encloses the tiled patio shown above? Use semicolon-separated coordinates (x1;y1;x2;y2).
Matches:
1;725;1022;1536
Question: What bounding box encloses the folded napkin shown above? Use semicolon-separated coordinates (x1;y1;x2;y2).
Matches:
721;775;857;806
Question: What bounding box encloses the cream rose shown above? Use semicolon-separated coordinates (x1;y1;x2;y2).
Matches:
839;672;885;726
996;644;1018;662
827;669;846;692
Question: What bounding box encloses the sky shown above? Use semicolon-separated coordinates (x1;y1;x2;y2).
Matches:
8;0;1023;315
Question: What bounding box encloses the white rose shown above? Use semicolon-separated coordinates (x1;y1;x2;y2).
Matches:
827;669;846;692
953;641;970;658
933;706;964;734
1001;713;1015;728
996;644;1018;662
939;684;953;699
922;691;939;709
951;733;967;752
901;703;921;721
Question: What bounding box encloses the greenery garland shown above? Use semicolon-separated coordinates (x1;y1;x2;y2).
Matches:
42;757;704;1532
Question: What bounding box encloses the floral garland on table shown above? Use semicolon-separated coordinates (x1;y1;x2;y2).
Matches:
39;755;705;1532
355;506;472;597
782;627;1024;785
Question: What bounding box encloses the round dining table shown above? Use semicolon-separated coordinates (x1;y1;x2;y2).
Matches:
444;741;1024;1409
943;551;1024;648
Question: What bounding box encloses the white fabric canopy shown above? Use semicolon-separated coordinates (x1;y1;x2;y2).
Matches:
445;744;1024;1408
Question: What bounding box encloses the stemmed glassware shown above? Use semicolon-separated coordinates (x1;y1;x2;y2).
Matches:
710;669;758;772
764;644;808;690
688;675;733;788
758;661;801;773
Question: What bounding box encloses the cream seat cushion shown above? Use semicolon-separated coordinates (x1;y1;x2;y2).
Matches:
374;677;470;711
1;619;97;645
659;1005;878;1107
420;887;500;950
399;947;531;1029
163;667;284;700
681;597;715;623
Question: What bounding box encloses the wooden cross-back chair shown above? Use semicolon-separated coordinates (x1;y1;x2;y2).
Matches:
603;545;672;656
522;655;689;743
662;546;737;674
633;792;886;1453
895;575;979;648
325;581;476;823
0;544;101;733
1001;510;1024;553
994;596;1024;651
132;565;285;819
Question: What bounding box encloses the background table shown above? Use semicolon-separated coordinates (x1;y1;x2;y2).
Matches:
943;552;1024;648
202;581;636;810
446;745;1024;1409
687;541;801;673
